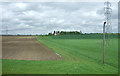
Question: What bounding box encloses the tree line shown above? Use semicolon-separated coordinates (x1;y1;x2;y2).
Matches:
48;30;82;35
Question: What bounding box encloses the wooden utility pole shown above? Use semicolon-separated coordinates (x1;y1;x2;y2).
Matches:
103;22;106;64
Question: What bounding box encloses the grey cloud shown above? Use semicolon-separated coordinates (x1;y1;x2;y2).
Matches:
1;2;118;35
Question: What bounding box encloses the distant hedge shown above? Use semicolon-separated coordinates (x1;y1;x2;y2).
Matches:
50;33;118;39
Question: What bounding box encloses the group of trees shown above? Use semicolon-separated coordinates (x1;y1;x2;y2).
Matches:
60;31;82;35
48;30;82;35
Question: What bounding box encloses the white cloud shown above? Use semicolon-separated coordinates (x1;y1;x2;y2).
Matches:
15;3;27;9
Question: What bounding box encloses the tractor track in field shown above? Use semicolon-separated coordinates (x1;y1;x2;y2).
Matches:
2;36;61;60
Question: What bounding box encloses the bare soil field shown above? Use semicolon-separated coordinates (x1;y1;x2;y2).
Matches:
2;36;61;60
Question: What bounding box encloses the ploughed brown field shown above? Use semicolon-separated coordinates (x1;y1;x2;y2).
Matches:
2;36;61;60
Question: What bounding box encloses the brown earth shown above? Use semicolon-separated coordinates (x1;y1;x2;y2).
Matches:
2;36;61;60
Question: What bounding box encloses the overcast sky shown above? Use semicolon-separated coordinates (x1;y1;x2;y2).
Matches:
1;2;118;35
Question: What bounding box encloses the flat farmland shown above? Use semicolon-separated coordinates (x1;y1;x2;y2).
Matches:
2;36;61;60
2;35;118;74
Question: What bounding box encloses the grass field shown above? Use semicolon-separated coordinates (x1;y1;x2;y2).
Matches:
2;35;118;74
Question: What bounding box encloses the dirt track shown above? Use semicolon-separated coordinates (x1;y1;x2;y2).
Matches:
2;36;61;60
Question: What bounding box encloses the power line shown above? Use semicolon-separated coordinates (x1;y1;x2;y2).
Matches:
104;1;112;33
6;26;8;35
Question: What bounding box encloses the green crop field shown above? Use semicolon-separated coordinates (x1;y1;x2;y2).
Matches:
2;34;118;74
